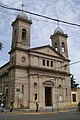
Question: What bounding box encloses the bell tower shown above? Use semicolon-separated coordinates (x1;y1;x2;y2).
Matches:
50;26;68;58
11;12;32;50
9;12;32;68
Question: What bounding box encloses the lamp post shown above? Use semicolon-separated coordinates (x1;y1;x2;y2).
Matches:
51;78;54;112
55;64;67;111
52;88;54;112
55;92;59;111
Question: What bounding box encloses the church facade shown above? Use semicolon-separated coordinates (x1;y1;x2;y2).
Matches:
0;12;71;109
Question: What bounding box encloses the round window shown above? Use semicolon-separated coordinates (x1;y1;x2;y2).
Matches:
22;57;26;63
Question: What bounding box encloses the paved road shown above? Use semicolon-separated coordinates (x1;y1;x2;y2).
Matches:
0;111;80;120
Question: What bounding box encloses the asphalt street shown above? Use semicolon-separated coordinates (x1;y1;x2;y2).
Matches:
0;110;80;120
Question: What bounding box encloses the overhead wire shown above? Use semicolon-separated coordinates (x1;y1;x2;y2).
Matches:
0;3;80;68
0;3;80;27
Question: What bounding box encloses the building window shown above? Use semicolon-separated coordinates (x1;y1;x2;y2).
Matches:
47;60;49;66
43;59;45;66
22;85;24;94
54;43;58;51
14;29;17;36
11;57;14;64
16;88;20;92
22;29;26;46
35;93;37;100
34;82;37;93
51;61;53;67
62;42;65;52
22;28;26;40
34;82;37;101
13;29;17;44
66;88;68;96
59;84;61;88
72;94;76;102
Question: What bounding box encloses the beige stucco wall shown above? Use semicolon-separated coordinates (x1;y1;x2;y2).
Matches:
77;88;80;102
14;68;29;108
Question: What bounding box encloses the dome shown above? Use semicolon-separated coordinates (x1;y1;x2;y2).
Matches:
54;26;64;34
16;12;28;20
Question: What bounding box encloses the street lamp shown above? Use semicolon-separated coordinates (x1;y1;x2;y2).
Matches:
52;92;54;112
51;78;54;112
51;64;68;112
55;92;59;111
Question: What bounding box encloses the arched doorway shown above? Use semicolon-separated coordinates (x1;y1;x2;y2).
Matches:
43;81;54;107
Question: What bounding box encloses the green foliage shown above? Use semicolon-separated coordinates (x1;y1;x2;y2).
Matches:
70;74;79;90
0;42;3;50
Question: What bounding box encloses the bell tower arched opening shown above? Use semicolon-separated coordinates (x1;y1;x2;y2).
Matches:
62;42;65;52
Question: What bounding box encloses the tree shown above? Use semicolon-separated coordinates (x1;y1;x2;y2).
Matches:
0;42;3;50
70;74;79;90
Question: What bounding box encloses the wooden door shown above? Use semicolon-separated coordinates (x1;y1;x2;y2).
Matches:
45;87;52;106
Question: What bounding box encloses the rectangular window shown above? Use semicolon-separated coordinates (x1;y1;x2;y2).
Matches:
22;85;24;94
43;59;45;66
51;61;53;67
47;60;49;66
16;88;20;92
72;94;76;102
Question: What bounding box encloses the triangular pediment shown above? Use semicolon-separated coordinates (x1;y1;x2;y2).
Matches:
30;45;65;59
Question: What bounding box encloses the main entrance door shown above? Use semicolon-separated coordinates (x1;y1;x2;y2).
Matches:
45;87;52;106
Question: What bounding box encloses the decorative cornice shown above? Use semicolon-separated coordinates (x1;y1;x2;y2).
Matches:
9;47;28;54
12;17;32;26
50;33;68;38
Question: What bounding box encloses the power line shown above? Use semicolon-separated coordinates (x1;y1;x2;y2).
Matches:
69;61;80;66
54;60;80;70
0;3;80;27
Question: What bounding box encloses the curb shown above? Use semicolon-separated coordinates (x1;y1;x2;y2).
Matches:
4;110;69;115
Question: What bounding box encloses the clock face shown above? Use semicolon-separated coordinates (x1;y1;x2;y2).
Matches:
22;40;26;46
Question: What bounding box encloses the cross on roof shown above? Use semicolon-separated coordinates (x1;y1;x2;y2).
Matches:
20;3;25;12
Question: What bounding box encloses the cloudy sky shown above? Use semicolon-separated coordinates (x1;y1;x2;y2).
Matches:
0;0;80;85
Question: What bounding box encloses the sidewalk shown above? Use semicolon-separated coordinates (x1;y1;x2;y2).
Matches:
1;108;69;115
1;105;77;115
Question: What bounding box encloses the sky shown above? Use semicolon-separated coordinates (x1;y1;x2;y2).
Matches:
0;0;80;85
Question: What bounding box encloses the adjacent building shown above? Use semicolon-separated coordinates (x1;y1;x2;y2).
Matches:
71;88;80;106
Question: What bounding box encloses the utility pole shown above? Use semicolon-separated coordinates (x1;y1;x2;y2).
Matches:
55;64;68;111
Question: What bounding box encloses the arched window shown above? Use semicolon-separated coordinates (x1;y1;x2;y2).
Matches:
54;43;58;51
62;42;65;52
34;82;37;93
22;28;26;46
58;84;62;96
22;28;26;40
34;82;37;100
14;29;17;36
